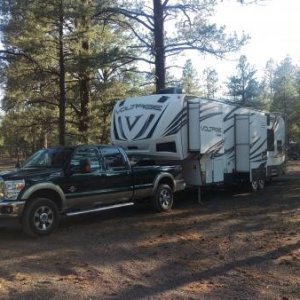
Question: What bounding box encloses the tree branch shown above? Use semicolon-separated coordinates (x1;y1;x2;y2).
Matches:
95;7;154;32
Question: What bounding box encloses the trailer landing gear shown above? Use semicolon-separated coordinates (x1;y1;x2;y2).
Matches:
197;188;204;205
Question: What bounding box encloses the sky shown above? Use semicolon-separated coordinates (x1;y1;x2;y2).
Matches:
185;0;300;88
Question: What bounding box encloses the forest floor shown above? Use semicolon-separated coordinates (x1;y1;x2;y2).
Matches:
0;162;299;299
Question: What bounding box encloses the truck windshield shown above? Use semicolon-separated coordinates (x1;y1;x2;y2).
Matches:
22;148;74;168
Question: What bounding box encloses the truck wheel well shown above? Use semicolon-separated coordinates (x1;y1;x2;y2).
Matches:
158;177;174;191
27;189;63;212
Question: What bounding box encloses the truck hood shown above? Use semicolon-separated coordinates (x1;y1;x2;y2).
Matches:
0;167;63;182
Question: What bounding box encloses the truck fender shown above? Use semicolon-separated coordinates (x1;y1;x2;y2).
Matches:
152;173;176;195
21;183;66;210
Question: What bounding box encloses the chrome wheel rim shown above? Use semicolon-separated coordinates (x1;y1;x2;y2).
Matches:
159;188;172;209
33;206;54;231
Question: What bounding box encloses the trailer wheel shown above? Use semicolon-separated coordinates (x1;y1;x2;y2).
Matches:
22;198;60;237
152;184;173;212
250;179;259;192
258;178;265;190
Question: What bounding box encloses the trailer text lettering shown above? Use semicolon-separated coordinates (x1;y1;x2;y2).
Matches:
116;104;162;114
201;126;222;133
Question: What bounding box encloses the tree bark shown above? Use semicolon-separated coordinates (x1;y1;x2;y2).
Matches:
153;0;165;93
77;2;90;144
78;72;90;143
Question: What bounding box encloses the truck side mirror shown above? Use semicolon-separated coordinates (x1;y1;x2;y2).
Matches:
79;158;91;173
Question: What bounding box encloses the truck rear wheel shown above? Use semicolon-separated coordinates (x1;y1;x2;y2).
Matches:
22;198;60;237
152;184;173;212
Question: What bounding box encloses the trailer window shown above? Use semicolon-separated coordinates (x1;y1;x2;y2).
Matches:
156;142;177;153
267;129;275;151
277;140;283;153
266;114;270;126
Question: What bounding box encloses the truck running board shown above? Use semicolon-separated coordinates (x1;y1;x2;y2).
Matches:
65;202;135;217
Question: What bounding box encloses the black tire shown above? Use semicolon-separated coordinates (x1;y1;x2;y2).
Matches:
258;178;265;190
152;184;173;212
22;198;60;237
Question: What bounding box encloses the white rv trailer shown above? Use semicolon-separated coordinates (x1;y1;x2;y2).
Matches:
111;91;285;190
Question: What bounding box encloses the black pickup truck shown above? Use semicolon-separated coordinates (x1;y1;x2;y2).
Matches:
0;145;185;236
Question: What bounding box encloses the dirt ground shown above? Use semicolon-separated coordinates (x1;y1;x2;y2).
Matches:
0;162;299;300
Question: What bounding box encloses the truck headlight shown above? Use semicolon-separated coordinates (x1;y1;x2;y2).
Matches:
4;180;26;200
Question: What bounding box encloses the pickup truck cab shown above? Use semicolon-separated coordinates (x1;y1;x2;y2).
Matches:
0;145;185;236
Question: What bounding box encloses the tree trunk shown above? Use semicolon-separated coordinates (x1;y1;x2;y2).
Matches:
78;72;90;143
78;3;90;144
153;0;165;93
58;0;66;146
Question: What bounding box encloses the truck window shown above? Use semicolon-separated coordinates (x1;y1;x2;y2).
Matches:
101;147;128;171
70;147;102;172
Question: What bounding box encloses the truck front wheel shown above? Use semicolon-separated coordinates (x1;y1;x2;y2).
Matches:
22;198;60;237
152;184;173;212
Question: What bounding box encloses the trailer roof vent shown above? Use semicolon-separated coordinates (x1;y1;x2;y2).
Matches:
158;87;183;94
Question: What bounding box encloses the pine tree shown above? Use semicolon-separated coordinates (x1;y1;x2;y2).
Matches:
103;0;248;92
0;0;136;148
203;67;219;98
227;55;260;105
181;59;201;94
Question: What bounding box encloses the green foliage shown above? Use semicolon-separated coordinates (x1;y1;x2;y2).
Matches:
181;59;201;95
203;67;219;98
227;55;260;106
0;0;137;152
270;57;300;144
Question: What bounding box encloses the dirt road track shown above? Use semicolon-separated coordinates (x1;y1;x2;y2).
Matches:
0;162;299;299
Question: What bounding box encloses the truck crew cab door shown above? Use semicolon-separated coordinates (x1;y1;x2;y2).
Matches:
99;146;133;204
63;146;106;210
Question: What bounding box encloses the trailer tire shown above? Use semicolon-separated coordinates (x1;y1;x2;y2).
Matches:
250;179;259;192
258;178;265;190
152;184;173;212
22;198;60;237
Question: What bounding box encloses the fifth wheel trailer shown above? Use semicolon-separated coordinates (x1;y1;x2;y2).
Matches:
111;91;285;191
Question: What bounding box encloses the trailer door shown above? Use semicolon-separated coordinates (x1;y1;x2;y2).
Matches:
199;101;224;155
235;114;250;172
187;100;200;152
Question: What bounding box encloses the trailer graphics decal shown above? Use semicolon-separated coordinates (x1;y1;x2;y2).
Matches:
113;104;169;141
163;107;187;136
133;114;156;140
250;137;261;149
117;116;128;140
125;115;143;131
199;112;223;122
142;106;169;140
205;139;225;155
223;106;240;122
224;124;234;134
250;138;267;158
